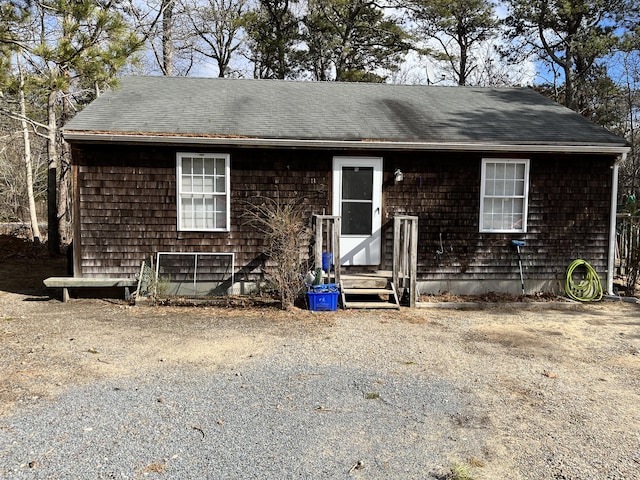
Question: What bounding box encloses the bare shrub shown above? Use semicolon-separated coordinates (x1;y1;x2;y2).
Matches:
244;194;312;309
625;244;640;295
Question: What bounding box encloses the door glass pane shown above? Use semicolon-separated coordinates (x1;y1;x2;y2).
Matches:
342;202;372;235
342;167;372;200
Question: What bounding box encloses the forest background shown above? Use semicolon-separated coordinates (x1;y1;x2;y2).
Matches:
0;0;638;255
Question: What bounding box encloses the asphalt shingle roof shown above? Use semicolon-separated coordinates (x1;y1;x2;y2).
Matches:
64;76;627;149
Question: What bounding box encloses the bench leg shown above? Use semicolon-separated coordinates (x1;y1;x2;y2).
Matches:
62;287;69;302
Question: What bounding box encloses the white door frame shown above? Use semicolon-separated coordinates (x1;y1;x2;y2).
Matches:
332;156;383;266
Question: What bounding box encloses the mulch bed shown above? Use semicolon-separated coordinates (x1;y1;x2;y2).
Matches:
419;291;567;303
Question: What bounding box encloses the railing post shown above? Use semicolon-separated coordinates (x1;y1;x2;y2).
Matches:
334;216;341;286
409;217;418;308
314;215;323;274
393;215;419;307
313;214;341;285
393;217;400;290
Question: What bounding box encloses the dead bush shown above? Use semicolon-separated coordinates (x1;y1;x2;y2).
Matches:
244;194;312;309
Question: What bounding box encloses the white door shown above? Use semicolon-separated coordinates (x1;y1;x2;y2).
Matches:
332;157;383;266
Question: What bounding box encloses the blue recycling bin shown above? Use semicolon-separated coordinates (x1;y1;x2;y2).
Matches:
307;284;339;311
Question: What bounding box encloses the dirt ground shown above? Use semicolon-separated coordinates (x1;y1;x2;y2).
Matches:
1;235;640;478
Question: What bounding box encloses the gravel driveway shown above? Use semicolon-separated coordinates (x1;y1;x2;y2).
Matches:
1;293;640;479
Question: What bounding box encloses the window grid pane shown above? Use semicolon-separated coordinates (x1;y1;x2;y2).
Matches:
482;160;527;232
181;194;227;230
179;154;228;230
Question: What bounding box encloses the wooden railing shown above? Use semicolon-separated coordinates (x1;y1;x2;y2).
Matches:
393;216;419;307
313;215;341;285
312;214;418;306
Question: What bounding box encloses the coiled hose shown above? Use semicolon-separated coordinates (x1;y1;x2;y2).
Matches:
565;259;603;302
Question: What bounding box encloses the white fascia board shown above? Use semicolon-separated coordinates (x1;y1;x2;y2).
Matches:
62;131;631;155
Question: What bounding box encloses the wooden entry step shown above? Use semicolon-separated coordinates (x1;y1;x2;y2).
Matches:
340;282;401;310
339;271;392;289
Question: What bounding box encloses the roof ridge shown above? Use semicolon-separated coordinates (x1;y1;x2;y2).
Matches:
120;75;534;91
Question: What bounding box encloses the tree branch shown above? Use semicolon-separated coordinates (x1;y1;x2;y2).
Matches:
0;107;50;138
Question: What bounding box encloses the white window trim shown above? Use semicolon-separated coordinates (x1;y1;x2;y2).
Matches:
479;158;530;233
176;152;231;232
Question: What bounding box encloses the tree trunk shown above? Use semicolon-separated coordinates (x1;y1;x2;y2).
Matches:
47;90;60;255
458;44;468;86
58;103;71;248
563;55;574;110
18;56;41;243
162;0;175;76
57;152;70;247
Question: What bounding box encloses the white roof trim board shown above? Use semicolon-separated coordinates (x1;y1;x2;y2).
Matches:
62;132;629;154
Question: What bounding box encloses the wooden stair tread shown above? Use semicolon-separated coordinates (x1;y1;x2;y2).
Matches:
340;281;401;310
342;288;394;295
341;271;391;278
342;301;400;309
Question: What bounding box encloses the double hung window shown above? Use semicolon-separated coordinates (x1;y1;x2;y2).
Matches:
177;152;230;231
480;158;529;233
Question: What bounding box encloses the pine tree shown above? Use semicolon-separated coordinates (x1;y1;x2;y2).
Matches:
504;0;631;114
16;0;141;253
407;0;499;86
302;0;410;82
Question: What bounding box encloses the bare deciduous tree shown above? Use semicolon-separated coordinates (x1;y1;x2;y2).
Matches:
187;0;248;77
126;0;197;75
17;56;41;242
406;0;499;86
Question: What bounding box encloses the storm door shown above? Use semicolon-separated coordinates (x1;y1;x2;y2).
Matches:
332;157;382;266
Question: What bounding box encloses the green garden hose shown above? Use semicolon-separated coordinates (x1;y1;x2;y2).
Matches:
565;259;603;302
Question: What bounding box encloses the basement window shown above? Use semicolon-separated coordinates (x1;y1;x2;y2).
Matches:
177;152;230;231
480;158;530;233
155;252;235;296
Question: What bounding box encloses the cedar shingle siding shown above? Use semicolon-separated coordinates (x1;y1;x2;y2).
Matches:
385;152;611;284
74;143;613;289
74;144;331;281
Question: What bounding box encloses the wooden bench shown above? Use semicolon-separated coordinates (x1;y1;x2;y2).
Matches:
44;277;138;302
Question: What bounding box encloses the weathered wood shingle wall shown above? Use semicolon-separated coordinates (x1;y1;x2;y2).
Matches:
73;143;614;290
383;151;613;284
73;144;331;279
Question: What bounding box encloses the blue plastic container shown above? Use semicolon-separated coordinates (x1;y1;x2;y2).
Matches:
307;284;339;311
322;252;333;272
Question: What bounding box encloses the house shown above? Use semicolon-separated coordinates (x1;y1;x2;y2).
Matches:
62;76;629;302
